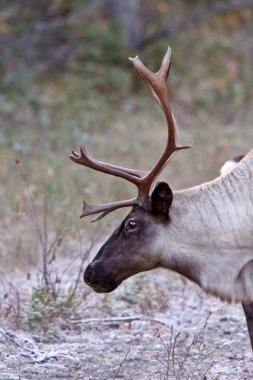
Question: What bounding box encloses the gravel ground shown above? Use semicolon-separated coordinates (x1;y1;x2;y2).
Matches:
0;270;253;380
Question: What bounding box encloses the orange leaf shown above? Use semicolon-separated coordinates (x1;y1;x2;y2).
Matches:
119;323;130;330
225;14;238;27
159;330;171;337
157;1;170;13
147;354;157;360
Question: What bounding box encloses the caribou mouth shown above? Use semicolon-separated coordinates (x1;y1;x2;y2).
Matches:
83;268;120;293
90;282;118;293
83;261;121;293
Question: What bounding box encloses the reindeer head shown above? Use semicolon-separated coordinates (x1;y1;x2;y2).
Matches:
70;48;190;293
83;182;173;292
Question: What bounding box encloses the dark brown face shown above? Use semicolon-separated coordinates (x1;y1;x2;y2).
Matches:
83;182;173;293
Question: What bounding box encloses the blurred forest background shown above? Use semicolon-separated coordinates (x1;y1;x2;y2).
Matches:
1;0;253;331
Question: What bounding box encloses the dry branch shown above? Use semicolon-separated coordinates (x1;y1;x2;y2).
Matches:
70;314;171;328
0;329;76;364
112;348;131;380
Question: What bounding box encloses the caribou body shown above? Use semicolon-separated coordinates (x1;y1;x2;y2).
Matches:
70;48;253;349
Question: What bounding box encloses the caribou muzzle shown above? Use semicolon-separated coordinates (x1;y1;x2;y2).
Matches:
83;261;120;293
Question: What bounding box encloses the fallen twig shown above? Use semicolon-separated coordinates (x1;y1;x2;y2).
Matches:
0;330;36;355
70;314;171;328
32;350;77;364
0;329;76;364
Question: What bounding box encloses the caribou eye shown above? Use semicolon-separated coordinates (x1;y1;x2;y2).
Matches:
125;220;137;232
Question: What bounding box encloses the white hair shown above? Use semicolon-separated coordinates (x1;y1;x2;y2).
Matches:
220;155;244;176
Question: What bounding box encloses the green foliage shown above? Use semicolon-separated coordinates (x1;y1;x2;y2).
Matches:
1;0;253;112
0;0;128;95
26;286;71;334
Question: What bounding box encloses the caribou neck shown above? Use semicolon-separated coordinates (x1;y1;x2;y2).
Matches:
160;149;253;303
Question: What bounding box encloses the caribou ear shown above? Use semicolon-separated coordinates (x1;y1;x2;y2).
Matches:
151;182;173;217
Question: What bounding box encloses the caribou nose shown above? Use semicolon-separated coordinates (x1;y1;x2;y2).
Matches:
83;262;95;285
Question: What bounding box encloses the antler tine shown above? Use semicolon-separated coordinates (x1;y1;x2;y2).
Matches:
80;198;138;222
70;146;146;181
129;47;171;110
129;47;191;199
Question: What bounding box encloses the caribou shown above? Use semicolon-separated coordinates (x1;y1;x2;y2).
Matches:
70;47;253;349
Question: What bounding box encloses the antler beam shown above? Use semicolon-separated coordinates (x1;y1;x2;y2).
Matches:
129;47;191;199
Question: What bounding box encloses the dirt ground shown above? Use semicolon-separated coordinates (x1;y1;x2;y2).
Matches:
0;267;253;380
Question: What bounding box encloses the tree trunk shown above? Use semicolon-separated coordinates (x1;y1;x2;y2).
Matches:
105;0;140;50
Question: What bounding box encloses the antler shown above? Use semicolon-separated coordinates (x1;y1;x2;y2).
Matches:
70;47;191;221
